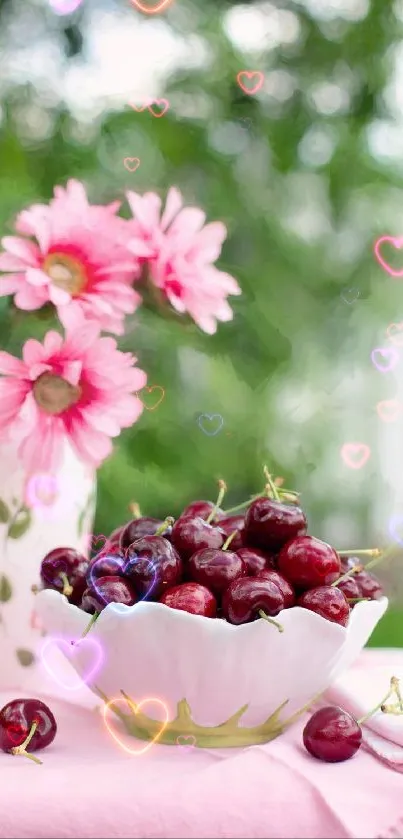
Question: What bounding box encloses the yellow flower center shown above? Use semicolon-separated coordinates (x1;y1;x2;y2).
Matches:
43;253;87;296
33;372;82;415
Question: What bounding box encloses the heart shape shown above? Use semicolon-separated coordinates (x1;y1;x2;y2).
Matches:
197;413;224;436
25;473;59;510
40;636;104;690
341;287;360;304
88;533;107;554
138;385;165;411
371;347;400;373
148;99;170;118
103;696;169;755
374;236;403;277
123;157;140;173
376;399;402;423
40;554;69;588
340;443;371;470
176;734;197;752
130;0;173;12
386;322;403;347
6;721;36;747
129;101;151;112
388;513;403;547
88;552;158;610
236;71;264;96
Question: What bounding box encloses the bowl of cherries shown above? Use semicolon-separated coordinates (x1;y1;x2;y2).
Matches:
35;474;388;749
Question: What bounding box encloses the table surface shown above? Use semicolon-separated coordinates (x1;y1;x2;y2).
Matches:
2;647;403;839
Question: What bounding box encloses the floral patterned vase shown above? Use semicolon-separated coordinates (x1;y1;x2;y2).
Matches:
0;438;96;695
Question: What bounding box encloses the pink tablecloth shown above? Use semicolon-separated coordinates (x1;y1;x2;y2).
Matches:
1;648;403;839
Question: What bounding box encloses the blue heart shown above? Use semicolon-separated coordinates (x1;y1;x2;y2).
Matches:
197;413;224;436
87;551;158;614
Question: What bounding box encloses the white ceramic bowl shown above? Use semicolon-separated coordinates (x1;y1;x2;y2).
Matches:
35;590;387;747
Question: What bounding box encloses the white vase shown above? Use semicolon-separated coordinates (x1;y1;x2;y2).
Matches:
0;438;96;695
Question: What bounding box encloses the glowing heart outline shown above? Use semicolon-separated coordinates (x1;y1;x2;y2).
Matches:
138;385;165;411
340;443;371;470
386;322;403;348
123;157;141;172
236;71;264;96
197;413;224;436
40;636;104;691
148;99;170;118
341;287;360;304
376;399;402;423
103;696;170;755
129;0;174;14
371;347;400;373
176;734;197;752
87;552;158;612
25;473;59;511
374;236;403;277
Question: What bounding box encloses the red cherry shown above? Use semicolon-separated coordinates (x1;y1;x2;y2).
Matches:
244;496;307;552
303;706;362;762
188;548;246;596
81;576;137;613
277;536;341;589
237;547;275;575
120;517;171;551
257;569;295;607
40;547;88;605
218;515;245;550
160;582;217;617
123;535;182;599
354;570;384;600
0;698;57;764
180;500;223;522
222;576;284;625
297;585;350;626
108;525;125;545
336;577;362;601
87;551;125;582
171;516;225;561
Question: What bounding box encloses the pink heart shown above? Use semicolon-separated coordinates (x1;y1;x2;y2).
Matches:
374;236;403;277
123;157;140;172
40;636;104;690
371;346;400;373
236;71;264;96
340;443;371;470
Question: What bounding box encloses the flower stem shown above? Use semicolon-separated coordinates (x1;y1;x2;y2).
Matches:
206;480;227;524
11;721;42;765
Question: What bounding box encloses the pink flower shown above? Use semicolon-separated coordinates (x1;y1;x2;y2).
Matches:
126;187;241;335
0;325;147;473
0;180;141;335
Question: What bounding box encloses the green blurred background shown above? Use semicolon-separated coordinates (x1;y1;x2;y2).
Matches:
0;0;402;646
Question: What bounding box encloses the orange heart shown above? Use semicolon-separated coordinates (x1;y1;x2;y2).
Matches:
130;0;174;13
236;71;264;96
148;99;170;118
376;399;403;423
386;322;403;348
123;157;140;173
138;385;165;411
103;696;170;755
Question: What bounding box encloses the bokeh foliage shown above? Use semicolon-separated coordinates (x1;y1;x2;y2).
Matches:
0;0;402;644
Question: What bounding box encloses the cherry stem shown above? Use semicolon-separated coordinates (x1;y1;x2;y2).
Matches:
81;611;100;639
206;480;227;524
263;467;281;502
222;531;238;551
154;516;175;537
358;676;400;725
60;573;73;597
331;564;363;587
223;492;263;515
258;610;284;633
128;502;141;519
337;549;382;558
11;721;42;765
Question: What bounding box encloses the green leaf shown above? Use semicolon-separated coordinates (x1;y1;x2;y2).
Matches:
8;506;31;539
0;575;12;602
16;648;35;667
0;499;10;523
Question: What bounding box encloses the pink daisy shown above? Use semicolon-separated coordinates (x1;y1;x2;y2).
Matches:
126;187;241;335
0;324;147;473
0;179;141;335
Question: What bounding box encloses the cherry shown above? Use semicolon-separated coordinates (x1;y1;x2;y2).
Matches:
120;517;171;551
124;535;182;599
188;546;246;596
222;576;285;625
180;500;223;522
303;706;362;762
0;698;57;765
257;569;295;608
108;525;125;545
237;547;276;575
354;570;384;600
39;547;88;602
218;515;245;551
81;575;137;614
297;586;350;626
86;551;125;582
244;496;307;552
336;576;362;601
171;516;225;561
160;582;217;617
277;536;341;589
